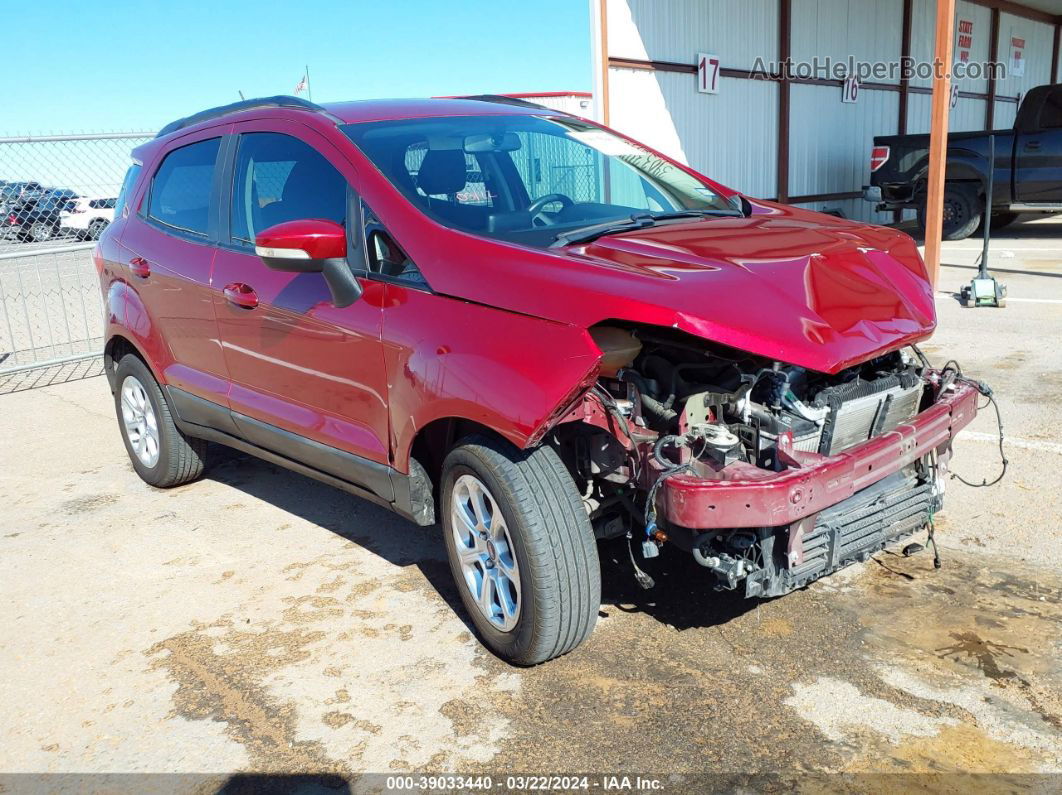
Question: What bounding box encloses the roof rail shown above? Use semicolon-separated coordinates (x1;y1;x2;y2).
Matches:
454;94;561;112
156;95;331;138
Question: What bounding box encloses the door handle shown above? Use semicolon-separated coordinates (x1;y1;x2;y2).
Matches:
129;256;150;278
223;282;259;309
1025;140;1042;151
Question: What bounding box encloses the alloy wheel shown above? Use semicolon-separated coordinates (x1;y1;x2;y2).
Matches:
450;474;521;631
120;376;160;468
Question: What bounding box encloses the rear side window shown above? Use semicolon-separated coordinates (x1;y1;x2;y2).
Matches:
230;132;347;245
114;165;141;217
1040;89;1062;129
147;138;221;237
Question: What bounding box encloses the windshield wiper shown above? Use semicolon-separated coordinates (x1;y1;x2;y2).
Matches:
550;209;743;248
651;209;743;221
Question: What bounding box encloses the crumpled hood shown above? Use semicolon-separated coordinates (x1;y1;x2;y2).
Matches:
427;202;937;375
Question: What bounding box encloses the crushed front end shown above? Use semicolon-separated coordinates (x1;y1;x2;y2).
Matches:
554;326;980;598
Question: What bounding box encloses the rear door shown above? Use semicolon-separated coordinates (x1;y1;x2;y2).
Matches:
1014;86;1062;203
118;128;230;404
211;121;392;496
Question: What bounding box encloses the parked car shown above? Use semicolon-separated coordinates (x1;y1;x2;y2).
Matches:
61;196;117;240
0;180;45;206
0;181;45;222
865;82;1062;239
97;95;980;664
1;189;78;242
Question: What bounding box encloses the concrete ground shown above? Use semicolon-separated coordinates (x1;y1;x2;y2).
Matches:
1;218;1061;790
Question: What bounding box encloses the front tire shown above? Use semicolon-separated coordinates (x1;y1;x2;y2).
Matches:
441;435;600;665
113;354;207;488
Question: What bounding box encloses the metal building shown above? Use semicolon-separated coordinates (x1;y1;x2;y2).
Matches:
505;91;595;115
589;0;1062;222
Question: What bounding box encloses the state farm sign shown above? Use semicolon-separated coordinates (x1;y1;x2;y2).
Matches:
956;19;974;64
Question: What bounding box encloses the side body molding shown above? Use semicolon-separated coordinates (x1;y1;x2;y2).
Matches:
164;386;430;525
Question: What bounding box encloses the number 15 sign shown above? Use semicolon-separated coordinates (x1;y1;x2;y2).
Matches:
697;53;720;94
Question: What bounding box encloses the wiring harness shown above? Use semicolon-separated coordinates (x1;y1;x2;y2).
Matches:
939;359;1008;488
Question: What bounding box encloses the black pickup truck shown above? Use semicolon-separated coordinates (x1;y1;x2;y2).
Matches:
865;83;1062;239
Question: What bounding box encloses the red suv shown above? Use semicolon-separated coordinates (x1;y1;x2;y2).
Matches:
97;95;979;664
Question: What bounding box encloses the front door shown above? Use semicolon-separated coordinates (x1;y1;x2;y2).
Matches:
211;124;392;498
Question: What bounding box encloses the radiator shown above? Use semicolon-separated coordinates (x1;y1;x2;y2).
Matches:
817;376;924;455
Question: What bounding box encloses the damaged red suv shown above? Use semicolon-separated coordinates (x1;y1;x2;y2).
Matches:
97;95;979;664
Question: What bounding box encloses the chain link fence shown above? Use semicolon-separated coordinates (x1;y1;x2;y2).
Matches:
0;132;152;392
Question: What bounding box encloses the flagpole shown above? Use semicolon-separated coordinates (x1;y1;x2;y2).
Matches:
305;64;312;102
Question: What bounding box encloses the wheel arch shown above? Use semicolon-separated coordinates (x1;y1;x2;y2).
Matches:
407;416;511;488
103;332;159;393
909;154;989;201
103;277;175;390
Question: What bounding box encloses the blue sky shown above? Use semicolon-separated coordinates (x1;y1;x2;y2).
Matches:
4;0;591;134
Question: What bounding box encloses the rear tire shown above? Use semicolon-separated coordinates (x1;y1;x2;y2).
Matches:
918;183;981;241
30;222;52;243
441;434;600;665
88;219;108;240
113;354;206;488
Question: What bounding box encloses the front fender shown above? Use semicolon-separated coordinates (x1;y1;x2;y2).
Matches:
383;287;602;472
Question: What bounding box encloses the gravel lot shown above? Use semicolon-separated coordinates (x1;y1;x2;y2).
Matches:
1;219;1060;790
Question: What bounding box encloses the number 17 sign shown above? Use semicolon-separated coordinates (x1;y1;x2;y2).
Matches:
697;53;720;94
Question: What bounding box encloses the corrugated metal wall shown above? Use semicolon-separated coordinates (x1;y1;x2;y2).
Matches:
996;12;1056;98
599;0;1061;226
607;69;779;199
910;1;992;93
906;93;987;133
994;99;1019;129
788;0;903;222
528;94;595;116
608;0;779;70
605;0;780;199
790;0;904;66
787;84;901;198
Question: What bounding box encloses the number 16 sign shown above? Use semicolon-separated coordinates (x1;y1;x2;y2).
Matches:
697;53;720;94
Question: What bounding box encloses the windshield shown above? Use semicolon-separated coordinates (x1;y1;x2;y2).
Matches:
342;115;738;248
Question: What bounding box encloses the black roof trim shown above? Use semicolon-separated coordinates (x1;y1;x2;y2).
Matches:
156;95;332;138
455;94;563;113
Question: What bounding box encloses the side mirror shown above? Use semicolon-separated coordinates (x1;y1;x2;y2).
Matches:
255;219;362;308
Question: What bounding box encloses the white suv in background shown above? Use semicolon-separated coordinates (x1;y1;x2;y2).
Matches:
60;196;116;240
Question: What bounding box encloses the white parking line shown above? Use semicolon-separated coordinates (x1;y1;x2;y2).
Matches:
934;294;1062;305
960;431;1062;456
941;247;1062;253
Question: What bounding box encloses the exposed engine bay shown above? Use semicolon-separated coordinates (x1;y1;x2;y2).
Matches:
554;325;979;598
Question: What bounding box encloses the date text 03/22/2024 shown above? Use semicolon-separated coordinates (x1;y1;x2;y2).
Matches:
384;774;666;791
